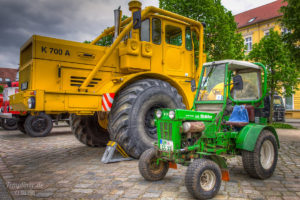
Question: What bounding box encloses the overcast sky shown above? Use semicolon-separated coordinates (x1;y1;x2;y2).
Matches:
0;0;277;69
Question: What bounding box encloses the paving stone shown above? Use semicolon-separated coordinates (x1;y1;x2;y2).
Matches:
35;192;54;198
71;188;93;194
0;127;300;199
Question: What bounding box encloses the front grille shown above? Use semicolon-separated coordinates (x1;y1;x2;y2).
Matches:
160;122;172;140
70;76;101;87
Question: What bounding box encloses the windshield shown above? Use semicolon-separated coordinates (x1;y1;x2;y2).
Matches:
197;64;225;101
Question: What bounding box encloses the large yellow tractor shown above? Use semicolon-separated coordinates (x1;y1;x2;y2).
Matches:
10;1;206;158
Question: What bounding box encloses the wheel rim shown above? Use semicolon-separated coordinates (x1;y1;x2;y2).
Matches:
260;140;275;170
200;170;216;191
6;119;17;127
31;117;47;132
144;104;165;139
149;158;165;174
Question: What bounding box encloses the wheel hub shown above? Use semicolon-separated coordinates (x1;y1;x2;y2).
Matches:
32;118;47;132
200;170;216;191
144;104;165;139
260;140;275;169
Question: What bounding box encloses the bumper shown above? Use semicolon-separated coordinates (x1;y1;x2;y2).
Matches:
0;113;12;119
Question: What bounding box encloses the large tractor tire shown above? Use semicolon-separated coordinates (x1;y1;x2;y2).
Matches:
108;79;185;158
1;118;18;130
24;113;53;137
242;130;278;179
71;114;109;147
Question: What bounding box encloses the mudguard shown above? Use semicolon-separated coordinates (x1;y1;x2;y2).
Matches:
236;124;280;151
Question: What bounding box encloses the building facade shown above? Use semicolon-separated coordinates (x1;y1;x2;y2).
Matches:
234;0;300;119
0;68;18;86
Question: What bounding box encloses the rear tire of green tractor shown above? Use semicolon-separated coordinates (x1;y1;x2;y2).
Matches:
71;114;109;147
24;113;53;137
139;148;169;181
1;118;18;130
108;79;185;158
185;159;222;200
242;130;278;179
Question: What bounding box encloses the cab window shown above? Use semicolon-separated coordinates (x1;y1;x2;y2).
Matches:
233;71;261;100
165;25;182;46
141;19;150;42
152;18;161;44
186;28;192;51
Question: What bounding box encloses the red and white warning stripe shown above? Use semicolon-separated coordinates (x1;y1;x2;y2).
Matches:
102;93;115;111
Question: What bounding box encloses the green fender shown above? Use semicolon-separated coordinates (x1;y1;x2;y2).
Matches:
236;124;280;151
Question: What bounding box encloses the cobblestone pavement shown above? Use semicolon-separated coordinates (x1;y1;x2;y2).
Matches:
0;127;300;200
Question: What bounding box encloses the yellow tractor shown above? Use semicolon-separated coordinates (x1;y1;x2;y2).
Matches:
10;1;206;158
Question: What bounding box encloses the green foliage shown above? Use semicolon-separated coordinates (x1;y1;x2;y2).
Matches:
84;15;128;46
280;0;300;69
159;0;245;61
247;29;299;123
0;85;3;94
269;122;296;129
83;35;113;46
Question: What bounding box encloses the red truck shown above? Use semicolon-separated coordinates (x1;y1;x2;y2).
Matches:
0;82;21;130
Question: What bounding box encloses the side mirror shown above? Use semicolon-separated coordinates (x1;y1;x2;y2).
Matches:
233;75;243;90
191;79;196;92
133;10;141;29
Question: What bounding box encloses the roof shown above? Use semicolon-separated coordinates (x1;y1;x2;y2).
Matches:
203;60;261;70
234;0;288;29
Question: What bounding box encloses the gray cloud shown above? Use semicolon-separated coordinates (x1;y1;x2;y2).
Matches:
0;0;158;68
0;0;275;69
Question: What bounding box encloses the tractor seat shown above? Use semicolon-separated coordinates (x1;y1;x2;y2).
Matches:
225;121;248;127
225;105;254;127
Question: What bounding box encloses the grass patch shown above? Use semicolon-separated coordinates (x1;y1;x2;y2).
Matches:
269;122;296;129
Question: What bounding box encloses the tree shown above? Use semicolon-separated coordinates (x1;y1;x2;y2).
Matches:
83;35;113;46
0;85;3;94
248;29;299;123
84;15;128;46
159;0;245;61
280;0;300;68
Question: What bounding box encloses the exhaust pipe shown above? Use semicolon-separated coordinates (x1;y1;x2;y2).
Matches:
114;6;121;41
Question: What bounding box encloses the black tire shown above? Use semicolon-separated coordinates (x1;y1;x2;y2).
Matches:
1;118;18;130
24;113;53;137
71;114;109;147
139;148;169;181
108;79;185;158
242;130;278;179
17;117;26;134
185;159;222;200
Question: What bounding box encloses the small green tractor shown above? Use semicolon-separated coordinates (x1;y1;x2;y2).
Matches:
139;60;279;199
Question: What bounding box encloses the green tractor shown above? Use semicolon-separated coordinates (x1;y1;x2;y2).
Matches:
139;60;279;200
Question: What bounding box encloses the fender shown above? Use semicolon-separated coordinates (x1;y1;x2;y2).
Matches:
236;124;280;151
96;72;193;109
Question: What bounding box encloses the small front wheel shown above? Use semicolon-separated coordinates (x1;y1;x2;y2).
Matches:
185;159;221;200
139;148;169;181
24;113;53;137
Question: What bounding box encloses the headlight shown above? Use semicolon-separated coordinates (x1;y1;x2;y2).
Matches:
156;110;162;118
169;110;175;119
28;97;36;109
